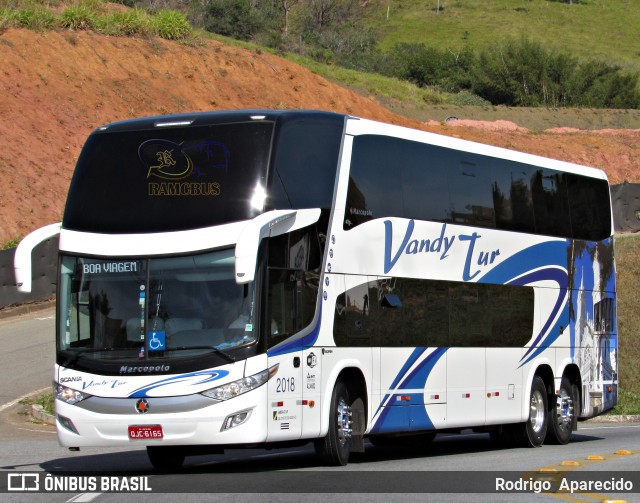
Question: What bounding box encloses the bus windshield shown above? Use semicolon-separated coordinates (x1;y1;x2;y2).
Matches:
63;120;274;234
58;249;256;369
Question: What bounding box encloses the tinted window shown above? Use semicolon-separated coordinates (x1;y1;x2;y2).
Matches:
531;169;571;237
334;278;534;348
448;154;495;227
64;122;274;234
345;135;403;228
268;114;344;211
567;175;611;241
346;134;611;241
491;159;536;233
396;140;450;223
266;226;322;349
334;280;380;347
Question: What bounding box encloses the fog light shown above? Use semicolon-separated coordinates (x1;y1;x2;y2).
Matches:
57;414;79;434
221;408;253;431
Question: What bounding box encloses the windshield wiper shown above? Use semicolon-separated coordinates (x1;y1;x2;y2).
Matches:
62;347;115;367
165;345;236;363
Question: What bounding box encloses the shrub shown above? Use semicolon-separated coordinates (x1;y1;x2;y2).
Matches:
152;9;191;40
201;0;266;41
385;43;474;93
469;37;640;108
60;4;96;30
10;6;57;30
449;90;491;107
97;8;151;36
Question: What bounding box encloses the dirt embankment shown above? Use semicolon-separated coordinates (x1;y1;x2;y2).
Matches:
1;28;639;244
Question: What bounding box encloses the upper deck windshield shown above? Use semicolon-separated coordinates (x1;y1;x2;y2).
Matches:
63;120;274;234
58;249;256;373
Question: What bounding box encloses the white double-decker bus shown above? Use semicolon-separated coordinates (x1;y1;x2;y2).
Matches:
15;110;617;469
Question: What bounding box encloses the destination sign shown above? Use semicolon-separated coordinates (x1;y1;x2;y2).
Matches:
78;261;142;276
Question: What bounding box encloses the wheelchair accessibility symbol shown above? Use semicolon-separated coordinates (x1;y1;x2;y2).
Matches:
148;330;166;351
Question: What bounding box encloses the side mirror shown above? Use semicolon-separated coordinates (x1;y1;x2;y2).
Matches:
14;222;61;293
235;209;321;284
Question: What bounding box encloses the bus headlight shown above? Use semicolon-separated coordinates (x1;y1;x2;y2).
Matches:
201;364;278;402
55;383;91;405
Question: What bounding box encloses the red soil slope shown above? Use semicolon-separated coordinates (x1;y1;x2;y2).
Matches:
1;28;639;244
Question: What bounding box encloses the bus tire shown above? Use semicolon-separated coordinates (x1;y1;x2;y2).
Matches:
514;376;548;447
146;446;185;471
315;380;352;466
546;376;577;445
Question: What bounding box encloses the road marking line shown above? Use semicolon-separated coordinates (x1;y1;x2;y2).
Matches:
16;427;56;434
66;493;103;503
579;425;640;430
0;387;50;412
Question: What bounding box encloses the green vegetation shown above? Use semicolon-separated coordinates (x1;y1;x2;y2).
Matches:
1;236;21;250
2;0;639;108
368;0;640;73
20;390;54;416
35;391;54;415
608;390;640;416
615;234;640;407
0;0;191;40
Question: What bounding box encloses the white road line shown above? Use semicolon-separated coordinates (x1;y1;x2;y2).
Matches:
16;427;56;434
580;424;640;430
66;493;103;503
0;387;50;412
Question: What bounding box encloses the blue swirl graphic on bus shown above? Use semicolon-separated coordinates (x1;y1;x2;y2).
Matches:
127;369;230;398
371;347;446;434
477;240;570;367
513;268;569;366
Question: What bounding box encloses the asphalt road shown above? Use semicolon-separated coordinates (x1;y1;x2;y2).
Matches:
0;306;55;407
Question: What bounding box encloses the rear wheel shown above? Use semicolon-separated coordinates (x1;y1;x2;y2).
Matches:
315;380;352;466
547;376;577;445
146;446;185;471
513;376;548;447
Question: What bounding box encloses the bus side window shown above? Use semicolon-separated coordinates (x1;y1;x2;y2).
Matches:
266;228;320;349
334;279;379;348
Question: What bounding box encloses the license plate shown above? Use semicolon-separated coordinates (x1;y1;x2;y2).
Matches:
128;425;163;440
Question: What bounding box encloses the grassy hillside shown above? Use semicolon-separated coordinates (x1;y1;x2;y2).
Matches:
615;234;640;412
370;0;640;72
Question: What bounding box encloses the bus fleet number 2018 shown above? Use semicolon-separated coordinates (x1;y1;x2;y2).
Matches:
276;377;295;393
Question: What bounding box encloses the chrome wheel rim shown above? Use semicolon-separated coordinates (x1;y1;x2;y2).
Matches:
529;389;545;434
336;398;352;446
555;389;574;432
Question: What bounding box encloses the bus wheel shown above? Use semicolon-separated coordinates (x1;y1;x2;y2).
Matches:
315;380;352;466
146;446;185;471
514;376;548;447
547;376;577;445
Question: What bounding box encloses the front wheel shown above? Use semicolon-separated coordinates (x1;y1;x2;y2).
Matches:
315;380;352;466
546;376;577;445
512;376;548;447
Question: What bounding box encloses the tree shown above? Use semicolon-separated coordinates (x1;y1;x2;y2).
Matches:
280;0;300;37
